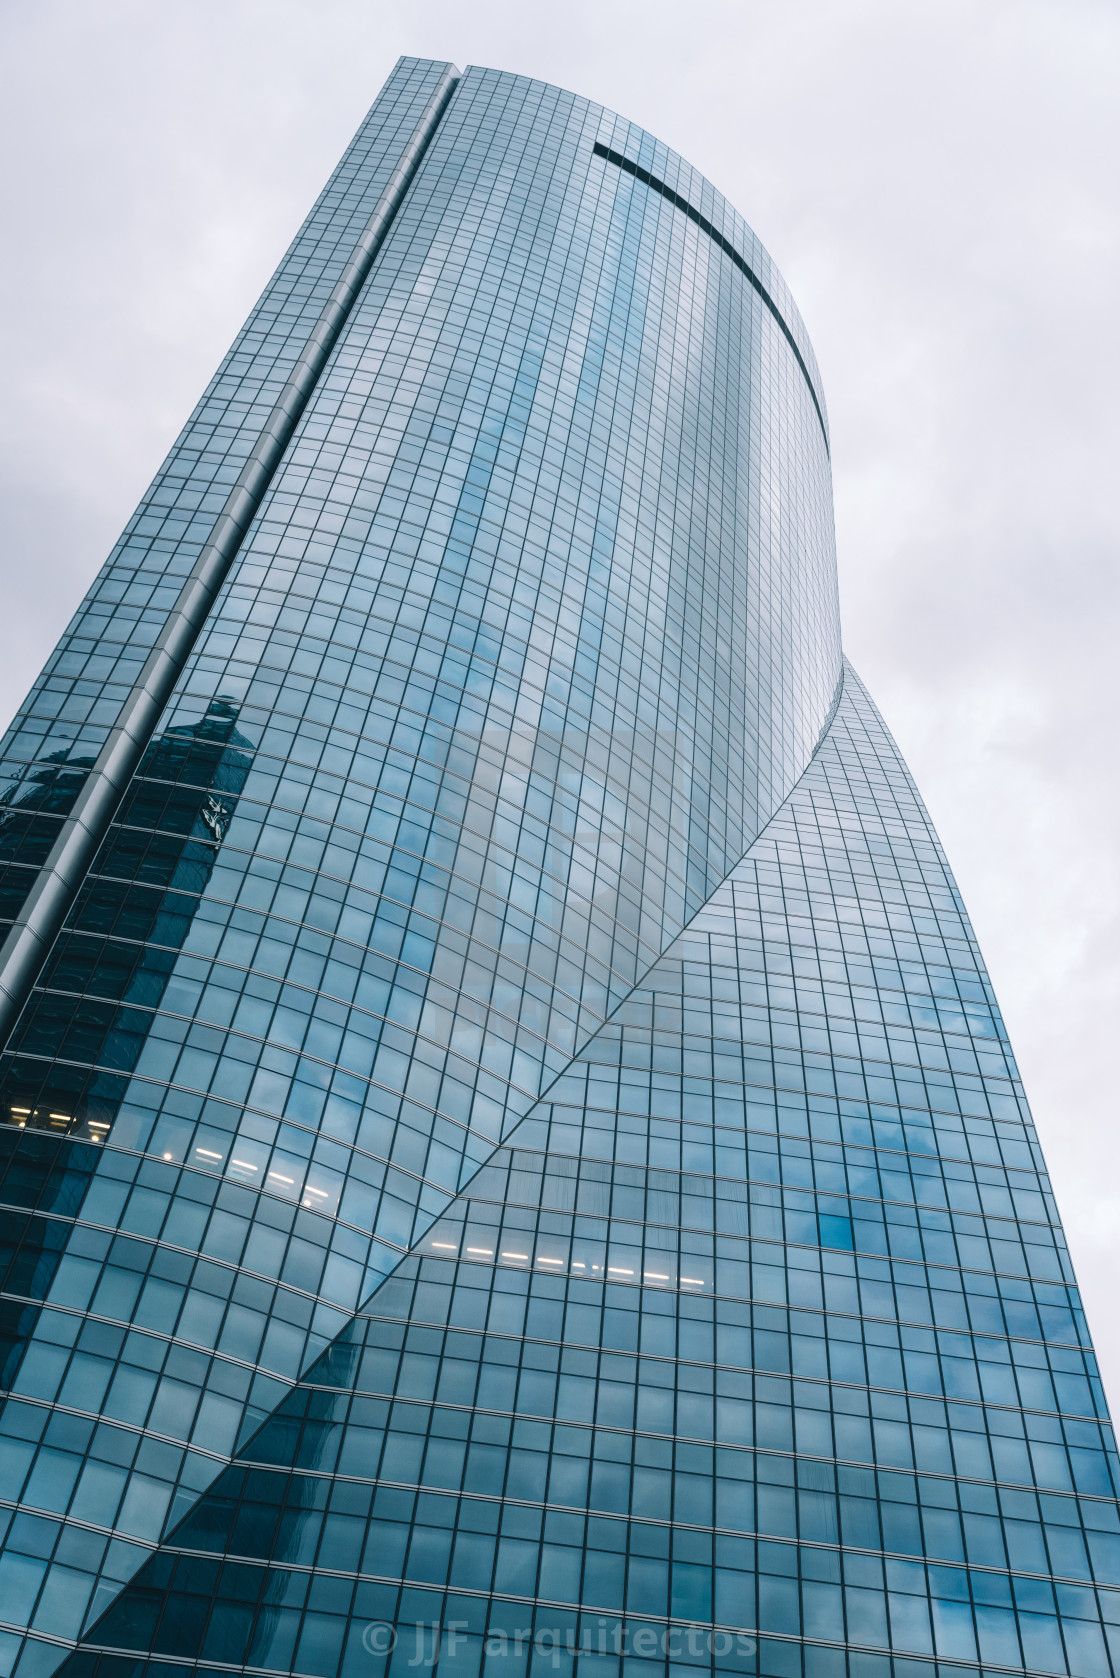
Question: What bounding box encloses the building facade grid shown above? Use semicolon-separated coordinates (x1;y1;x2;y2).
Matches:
0;54;1112;1678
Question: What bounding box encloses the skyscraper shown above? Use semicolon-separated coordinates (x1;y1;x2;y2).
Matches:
0;50;1115;1678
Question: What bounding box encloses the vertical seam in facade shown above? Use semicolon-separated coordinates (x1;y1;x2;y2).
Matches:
0;64;459;1054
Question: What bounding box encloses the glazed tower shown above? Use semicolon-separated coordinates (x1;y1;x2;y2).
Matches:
0;57;1115;1678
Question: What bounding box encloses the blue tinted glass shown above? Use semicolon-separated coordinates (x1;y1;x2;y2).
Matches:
817;1215;854;1252
0;54;1112;1678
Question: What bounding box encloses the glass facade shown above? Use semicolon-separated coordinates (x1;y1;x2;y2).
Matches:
0;54;1113;1678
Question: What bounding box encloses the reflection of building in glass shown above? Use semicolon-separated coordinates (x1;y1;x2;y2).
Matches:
0;54;1115;1678
0;701;252;1404
0;699;252;1143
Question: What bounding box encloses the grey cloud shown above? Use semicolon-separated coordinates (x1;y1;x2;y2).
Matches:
2;0;1118;1400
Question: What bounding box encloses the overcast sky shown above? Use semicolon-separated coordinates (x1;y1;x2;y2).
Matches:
2;0;1118;1403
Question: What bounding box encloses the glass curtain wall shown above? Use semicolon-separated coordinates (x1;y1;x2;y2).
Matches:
0;54;1113;1678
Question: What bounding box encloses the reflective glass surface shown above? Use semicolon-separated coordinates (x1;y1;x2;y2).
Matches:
1;54;1110;1678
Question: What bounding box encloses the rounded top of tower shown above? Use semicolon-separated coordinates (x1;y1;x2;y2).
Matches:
461;60;830;450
